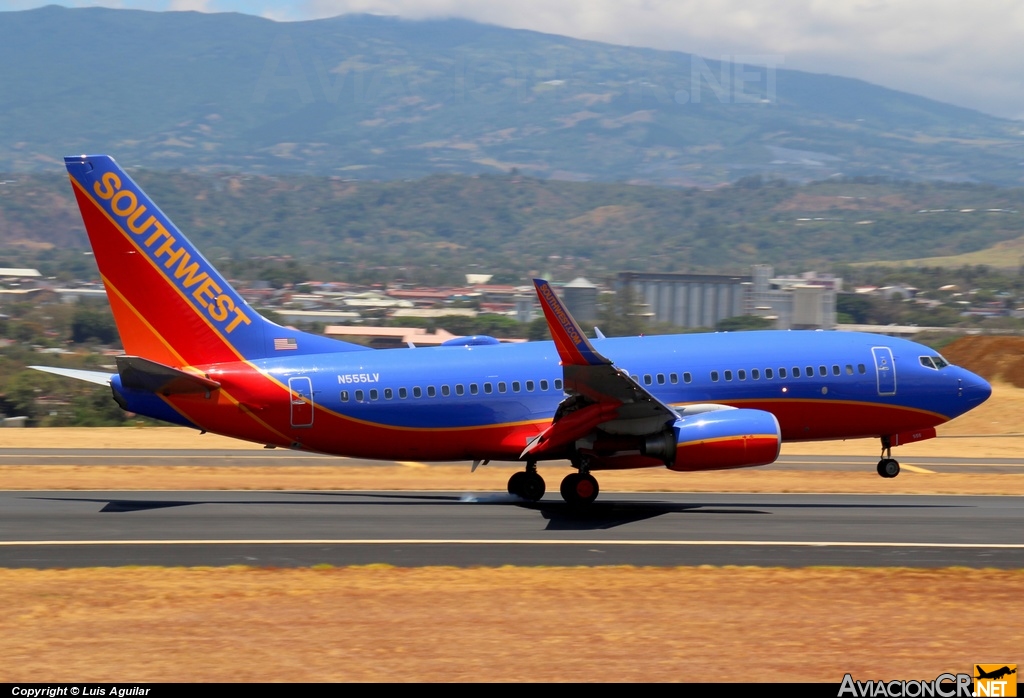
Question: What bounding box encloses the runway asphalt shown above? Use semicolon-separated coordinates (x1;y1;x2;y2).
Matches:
3;448;1024;473
1;490;1021;568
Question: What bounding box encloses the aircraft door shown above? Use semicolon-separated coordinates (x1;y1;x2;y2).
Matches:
871;347;896;396
289;376;314;428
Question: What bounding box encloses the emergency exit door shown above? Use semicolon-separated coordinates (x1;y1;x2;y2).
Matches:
288;376;314;428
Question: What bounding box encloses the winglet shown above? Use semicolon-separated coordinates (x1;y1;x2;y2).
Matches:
533;279;609;366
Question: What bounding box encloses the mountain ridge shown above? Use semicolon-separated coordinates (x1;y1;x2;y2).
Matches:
2;6;1022;186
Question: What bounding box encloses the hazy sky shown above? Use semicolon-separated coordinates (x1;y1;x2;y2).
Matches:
4;0;1023;120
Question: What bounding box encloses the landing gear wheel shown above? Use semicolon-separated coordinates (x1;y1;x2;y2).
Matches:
507;471;527;496
560;472;600;506
520;471;545;501
876;458;900;478
877;436;899;478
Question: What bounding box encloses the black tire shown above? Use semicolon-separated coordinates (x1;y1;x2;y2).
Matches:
560;472;599;506
520;471;545;501
508;471;527;496
560;473;581;502
883;459;900;478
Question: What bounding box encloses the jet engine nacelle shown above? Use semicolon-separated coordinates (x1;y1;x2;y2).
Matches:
667;408;781;471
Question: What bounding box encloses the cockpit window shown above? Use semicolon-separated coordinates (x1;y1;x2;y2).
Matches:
920;355;951;370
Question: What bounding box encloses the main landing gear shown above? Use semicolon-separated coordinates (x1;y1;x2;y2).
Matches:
560;471;599;507
876;436;900;478
507;461;545;501
506;460;601;506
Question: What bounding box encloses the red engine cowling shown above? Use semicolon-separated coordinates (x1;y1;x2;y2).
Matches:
667;408;781;471
577;408;782;472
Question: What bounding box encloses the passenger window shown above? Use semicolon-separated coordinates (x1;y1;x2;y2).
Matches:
765;368;773;379
399;387;408;399
368;389;377;400
355;390;365;402
657;373;665;385
724;370;733;381
846;365;853;375
792;367;800;378
779;368;787;378
384;388;393;400
540;380;548;391
470;384;479;395
738;369;746;380
340;391;349;402
806;366;814;377
427;386;436;398
456;384;464;396
484;383;493;394
413;387;422;398
631;375;639;382
832;365;840;376
819;366;827;377
643;374;653;385
512;381;521;392
670;373;679;384
555;379;563;390
752;369;760;380
526;380;535;392
441;385;450;397
498;382;507;393
711;371;719;382
683;372;692;383
858;364;866;374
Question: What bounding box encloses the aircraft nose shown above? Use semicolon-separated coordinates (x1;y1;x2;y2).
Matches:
960;370;992;407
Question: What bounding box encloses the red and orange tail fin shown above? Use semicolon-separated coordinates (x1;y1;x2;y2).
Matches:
65;155;367;367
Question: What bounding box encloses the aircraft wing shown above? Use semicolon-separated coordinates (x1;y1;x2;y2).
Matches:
523;279;679;459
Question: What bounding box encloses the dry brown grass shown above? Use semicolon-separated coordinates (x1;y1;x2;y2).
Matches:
0;465;1020;496
1;566;1019;682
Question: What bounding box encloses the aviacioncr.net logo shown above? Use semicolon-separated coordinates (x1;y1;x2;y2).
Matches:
838;673;972;697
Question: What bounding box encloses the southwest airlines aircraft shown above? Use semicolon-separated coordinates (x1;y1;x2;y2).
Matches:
35;155;992;506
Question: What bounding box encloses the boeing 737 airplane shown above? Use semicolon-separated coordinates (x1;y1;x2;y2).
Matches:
34;155;992;505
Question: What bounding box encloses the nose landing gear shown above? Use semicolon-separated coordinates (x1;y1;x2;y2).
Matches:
876;436;900;478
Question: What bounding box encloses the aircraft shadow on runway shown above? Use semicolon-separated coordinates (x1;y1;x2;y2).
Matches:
26;492;966;531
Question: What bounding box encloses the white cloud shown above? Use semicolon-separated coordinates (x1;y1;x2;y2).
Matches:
168;0;214;10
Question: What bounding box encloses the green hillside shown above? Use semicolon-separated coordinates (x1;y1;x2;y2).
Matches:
4;169;1024;282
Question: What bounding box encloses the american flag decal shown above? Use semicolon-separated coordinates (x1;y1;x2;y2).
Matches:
273;337;298;351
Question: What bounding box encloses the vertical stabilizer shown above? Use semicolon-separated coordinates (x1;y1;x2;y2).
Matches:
64;155;368;366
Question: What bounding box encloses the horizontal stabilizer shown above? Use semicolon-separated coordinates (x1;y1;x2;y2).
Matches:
29;366;113;386
116;356;221;395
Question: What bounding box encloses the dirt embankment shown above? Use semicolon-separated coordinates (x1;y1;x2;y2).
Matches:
942;335;1024;387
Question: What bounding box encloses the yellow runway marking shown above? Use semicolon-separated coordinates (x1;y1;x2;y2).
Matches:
900;464;936;474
